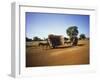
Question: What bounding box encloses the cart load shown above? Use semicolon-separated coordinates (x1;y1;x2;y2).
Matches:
48;34;64;48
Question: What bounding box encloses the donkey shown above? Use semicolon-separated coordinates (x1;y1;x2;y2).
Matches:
38;40;51;49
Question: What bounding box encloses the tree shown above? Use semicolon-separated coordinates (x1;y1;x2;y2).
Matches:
66;26;79;38
66;26;79;46
26;37;32;41
33;36;41;41
79;34;86;40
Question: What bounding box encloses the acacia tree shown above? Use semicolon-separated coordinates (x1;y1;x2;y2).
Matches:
33;36;41;41
66;26;79;46
26;37;32;41
79;34;86;40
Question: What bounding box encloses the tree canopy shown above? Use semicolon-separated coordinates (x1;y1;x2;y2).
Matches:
26;37;32;41
66;26;79;38
79;34;86;40
33;36;42;41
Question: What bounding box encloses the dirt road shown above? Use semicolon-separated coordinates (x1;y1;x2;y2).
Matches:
26;40;89;67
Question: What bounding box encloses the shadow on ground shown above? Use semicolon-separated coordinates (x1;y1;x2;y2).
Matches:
52;44;85;49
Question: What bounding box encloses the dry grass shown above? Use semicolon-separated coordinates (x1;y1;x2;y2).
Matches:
26;40;89;67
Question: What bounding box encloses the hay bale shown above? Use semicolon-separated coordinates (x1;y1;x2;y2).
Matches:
48;34;64;48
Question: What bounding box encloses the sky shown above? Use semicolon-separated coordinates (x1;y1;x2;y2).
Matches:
26;12;89;39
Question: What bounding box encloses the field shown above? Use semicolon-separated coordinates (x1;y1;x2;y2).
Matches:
26;40;89;67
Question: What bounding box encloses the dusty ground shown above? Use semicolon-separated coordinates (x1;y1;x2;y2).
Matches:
26;40;89;67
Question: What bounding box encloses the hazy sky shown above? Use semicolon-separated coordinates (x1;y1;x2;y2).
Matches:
26;12;89;39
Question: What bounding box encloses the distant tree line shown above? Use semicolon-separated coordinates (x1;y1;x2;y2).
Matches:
26;26;88;45
26;36;48;41
26;34;88;42
26;37;32;41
